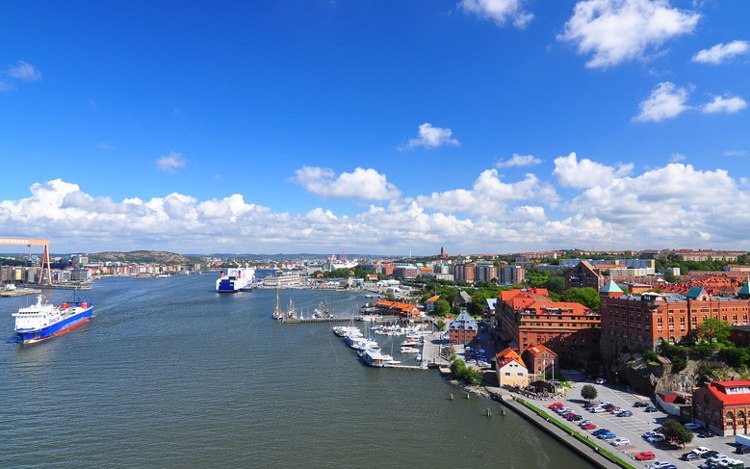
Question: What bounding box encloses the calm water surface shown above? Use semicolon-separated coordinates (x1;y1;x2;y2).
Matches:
0;276;594;468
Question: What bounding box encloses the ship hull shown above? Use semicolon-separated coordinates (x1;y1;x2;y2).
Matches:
16;307;94;344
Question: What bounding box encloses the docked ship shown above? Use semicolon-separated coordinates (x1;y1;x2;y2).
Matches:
216;267;256;293
13;295;94;344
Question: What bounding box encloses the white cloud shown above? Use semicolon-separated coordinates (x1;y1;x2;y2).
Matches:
156;152;186;173
634;82;691;122
460;0;534;29
6;61;42;81
416;169;558;216
692;40;750;65
553;152;633;189
669;153;686;163
403;123;459;150
724;150;747;158
558;0;700;68
495;153;542;168
701;95;747;114
293;166;401;200
6;165;750;254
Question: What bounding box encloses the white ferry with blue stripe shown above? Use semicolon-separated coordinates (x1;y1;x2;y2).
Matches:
216;267;256;293
13;295;94;344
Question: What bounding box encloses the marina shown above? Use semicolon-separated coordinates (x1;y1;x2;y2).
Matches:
0;275;593;468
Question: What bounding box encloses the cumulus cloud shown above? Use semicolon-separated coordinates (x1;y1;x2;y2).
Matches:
558;0;700;68
701;95;747;114
403;123;459;150
460;0;534;29
634;82;691;122
495;153;542;168
293;166;401;200
553;152;633;189
156;152;186;173
416;169;558;216
692;40;750;65
669;153;686;163
6;61;42;81
5;165;750;254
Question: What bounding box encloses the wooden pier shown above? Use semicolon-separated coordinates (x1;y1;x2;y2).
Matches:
383;363;428;370
281;317;354;324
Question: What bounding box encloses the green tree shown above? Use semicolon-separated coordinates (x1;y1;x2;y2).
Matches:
560;287;601;311
581;384;597;402
450;359;483;386
662;419;693;446
434;299;451;316
695;318;732;345
543;275;565;295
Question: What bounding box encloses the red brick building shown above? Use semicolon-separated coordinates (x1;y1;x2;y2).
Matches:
495;288;600;355
522;344;558;380
694;380;750;436
448;310;478;345
564;260;605;290
600;279;750;358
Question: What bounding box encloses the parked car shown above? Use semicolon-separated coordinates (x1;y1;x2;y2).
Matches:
597;431;617;440
603;403;616;411
704;450;722;459
685;422;702;431
569;415;583;422
682;452;700;461
611;408;624;415
642;431;657;439
592;428;610;436
618;410;633;417
580;422;597;430
549;402;564;410
595;377;607;384
635;451;656;461
590;406;606;413
692;447;711;457
645;406;659;412
698;430;716;438
634;400;650;407
736;445;750;454
708;453;729;463
578;420;593;427
647;461;671;469
610;437;630;446
646;434;665;443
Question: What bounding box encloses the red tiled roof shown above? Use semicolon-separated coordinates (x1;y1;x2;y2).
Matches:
426;295;440;303
495;348;527;369
704;381;750;406
525;344;557;357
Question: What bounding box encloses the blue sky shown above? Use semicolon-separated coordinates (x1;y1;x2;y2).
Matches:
1;0;749;255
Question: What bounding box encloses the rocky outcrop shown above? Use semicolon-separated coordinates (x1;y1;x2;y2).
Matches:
606;353;742;396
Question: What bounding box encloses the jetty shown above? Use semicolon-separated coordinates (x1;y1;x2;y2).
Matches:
383;363;427;370
285;317;353;324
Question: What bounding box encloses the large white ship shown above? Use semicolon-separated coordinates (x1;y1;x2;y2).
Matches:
216;267;256;293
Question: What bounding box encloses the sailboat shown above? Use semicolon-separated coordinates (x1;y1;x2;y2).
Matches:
282;298;300;324
272;285;284;320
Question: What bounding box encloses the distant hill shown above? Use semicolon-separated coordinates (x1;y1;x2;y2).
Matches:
88;250;196;265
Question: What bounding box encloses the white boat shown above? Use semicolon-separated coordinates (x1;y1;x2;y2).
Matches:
416;354;422;362
400;346;420;353
362;348;386;368
333;326;361;337
401;337;422;347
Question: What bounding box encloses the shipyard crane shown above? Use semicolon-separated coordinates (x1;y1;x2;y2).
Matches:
0;237;53;285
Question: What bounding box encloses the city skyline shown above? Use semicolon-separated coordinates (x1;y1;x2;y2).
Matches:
1;1;748;254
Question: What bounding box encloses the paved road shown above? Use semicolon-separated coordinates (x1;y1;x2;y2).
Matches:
547;370;750;468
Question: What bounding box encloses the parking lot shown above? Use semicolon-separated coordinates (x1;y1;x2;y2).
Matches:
544;370;750;468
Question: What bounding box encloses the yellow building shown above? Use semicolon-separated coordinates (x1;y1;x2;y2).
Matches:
495;348;528;388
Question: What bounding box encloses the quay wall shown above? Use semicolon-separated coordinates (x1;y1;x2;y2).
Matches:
498;397;631;469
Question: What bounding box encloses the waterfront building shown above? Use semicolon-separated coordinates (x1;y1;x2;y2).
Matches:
495;288;600;355
693;380;750;436
494;348;528;388
448;310;478;345
373;300;420;317
522;344;558;380
599;278;750;358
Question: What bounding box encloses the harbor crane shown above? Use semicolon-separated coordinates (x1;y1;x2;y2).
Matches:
0;237;53;285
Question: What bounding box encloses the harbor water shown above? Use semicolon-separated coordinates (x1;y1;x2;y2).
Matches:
0;275;594;468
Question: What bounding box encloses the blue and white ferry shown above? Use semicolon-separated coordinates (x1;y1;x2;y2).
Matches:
216;267;255;293
13;295;94;344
